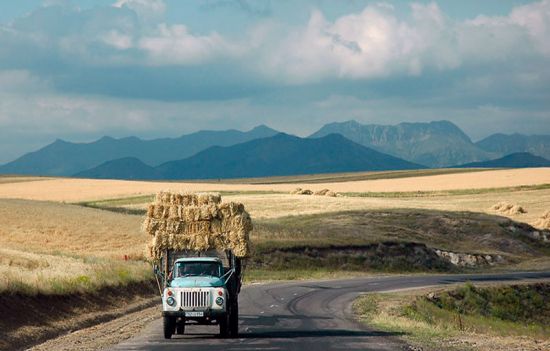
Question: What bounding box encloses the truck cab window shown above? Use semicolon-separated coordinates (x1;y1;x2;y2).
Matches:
175;262;221;278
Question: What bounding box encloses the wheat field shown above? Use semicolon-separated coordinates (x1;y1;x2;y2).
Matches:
0;168;548;202
0;199;148;294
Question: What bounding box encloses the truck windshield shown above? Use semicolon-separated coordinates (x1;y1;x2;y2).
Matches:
174;262;222;278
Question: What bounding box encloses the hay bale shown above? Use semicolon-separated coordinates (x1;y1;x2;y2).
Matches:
313;189;330;196
534;211;550;229
143;191;252;261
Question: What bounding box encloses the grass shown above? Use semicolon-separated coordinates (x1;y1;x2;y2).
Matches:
245;208;550;275
343;183;550;198
354;283;550;351
244;268;373;282
181;168;495;184
250;209;547;255
419;282;550;327
0;249;152;295
0;175;52;184
0;198;153;296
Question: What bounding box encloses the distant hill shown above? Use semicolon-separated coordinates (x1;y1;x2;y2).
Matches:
73;157;160;180
0;125;279;176
310;120;494;167
76;133;425;180
476;133;550;160
454;152;550;168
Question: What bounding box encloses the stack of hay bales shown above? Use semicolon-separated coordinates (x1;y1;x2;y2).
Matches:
535;211;550;229
143;191;252;261
491;202;526;215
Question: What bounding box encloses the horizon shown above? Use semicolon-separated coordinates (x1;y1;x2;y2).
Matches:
1;0;549;163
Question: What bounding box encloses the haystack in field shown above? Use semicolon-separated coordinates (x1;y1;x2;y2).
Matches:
535;211;550;229
313;189;330;196
290;188;302;195
491;202;526;215
143;191;252;260
290;188;313;195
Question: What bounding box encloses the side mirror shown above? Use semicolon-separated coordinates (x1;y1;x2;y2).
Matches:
153;265;165;279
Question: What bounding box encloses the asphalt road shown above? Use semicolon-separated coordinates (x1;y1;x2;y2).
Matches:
111;271;550;351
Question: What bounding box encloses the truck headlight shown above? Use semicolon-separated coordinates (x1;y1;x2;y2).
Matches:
215;297;224;306
166;296;176;306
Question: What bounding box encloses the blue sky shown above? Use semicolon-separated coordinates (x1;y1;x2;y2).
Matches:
0;0;549;163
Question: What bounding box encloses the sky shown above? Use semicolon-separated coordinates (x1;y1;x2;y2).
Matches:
0;0;549;163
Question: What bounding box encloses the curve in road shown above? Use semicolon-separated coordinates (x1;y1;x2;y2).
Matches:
111;271;550;351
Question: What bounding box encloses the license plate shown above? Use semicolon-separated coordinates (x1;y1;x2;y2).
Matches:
185;311;204;317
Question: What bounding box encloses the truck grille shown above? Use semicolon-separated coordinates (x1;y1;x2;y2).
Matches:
181;290;210;308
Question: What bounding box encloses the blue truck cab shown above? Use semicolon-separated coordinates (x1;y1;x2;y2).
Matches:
156;251;242;339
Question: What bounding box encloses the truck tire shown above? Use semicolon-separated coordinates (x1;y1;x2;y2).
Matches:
219;314;229;338
176;320;185;335
229;301;239;338
163;316;176;339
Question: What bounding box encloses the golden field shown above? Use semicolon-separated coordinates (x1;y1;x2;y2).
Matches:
0;199;148;294
0;168;549;202
1;168;549;295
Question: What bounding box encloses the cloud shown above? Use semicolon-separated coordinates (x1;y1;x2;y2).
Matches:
200;0;272;17
0;0;549;163
255;3;459;83
2;1;549;85
112;0;166;21
256;1;550;84
509;0;550;56
138;24;241;65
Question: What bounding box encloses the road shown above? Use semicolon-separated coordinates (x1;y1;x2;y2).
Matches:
111;271;550;351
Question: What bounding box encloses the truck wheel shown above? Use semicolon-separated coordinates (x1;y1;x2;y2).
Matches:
219;314;229;338
229;301;239;338
163;316;176;339
176;320;185;335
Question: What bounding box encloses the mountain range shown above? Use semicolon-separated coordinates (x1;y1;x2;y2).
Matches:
0;125;278;176
475;133;550;160
75;133;424;180
2;120;550;180
310;120;495;168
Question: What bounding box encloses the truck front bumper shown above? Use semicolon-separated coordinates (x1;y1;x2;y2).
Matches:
162;309;226;320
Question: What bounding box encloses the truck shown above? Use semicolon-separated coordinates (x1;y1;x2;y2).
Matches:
154;248;243;339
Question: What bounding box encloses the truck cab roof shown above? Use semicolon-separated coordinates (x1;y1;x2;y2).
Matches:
174;257;222;264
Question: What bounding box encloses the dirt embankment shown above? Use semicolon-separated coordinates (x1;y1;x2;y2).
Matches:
0;280;158;351
250;209;550;272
